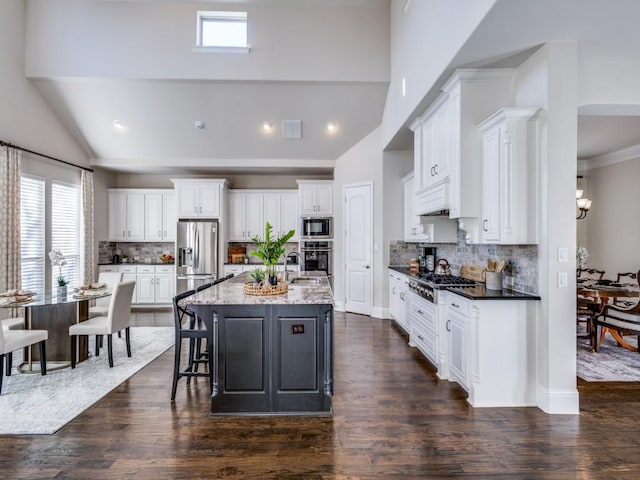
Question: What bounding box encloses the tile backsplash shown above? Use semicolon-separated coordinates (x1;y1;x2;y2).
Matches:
390;229;539;294
99;241;174;264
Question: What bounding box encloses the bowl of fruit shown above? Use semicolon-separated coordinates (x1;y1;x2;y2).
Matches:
160;253;174;264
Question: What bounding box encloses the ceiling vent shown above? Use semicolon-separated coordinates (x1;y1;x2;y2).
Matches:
281;120;302;139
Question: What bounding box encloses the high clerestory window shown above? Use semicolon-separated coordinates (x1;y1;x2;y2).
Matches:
195;11;250;53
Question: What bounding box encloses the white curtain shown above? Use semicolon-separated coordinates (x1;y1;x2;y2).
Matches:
0;146;21;316
81;170;95;283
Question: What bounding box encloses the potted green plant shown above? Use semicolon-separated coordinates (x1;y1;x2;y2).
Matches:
250;222;295;285
121;253;129;263
248;267;265;284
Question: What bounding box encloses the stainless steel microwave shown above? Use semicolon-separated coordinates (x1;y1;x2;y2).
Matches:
300;217;333;239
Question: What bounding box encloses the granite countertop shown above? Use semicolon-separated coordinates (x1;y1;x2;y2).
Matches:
98;262;175;266
184;271;334;306
389;266;540;301
445;286;540;301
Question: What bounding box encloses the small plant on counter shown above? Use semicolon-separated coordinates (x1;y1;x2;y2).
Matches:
248;268;265;284
251;222;295;285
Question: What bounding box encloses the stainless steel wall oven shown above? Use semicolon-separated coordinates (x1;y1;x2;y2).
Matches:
300;241;333;284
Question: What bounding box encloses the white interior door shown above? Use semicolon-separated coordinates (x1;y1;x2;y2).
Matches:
345;182;372;315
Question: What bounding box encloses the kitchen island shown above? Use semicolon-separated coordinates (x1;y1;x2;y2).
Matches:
184;271;334;416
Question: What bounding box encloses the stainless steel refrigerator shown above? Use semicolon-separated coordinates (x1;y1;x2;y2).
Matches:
176;219;218;294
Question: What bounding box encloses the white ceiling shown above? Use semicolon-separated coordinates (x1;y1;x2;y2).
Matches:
30;0;640;174
387;0;640;165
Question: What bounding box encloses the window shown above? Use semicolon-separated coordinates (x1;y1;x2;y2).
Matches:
20;175;45;293
51;181;81;289
196;11;250;52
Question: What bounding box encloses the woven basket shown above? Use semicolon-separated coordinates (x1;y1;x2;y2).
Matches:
244;281;288;296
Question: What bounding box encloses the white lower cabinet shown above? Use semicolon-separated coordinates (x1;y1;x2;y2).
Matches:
446;295;469;390
445;292;536;407
388;270;410;335
408;292;437;366
97;264;174;305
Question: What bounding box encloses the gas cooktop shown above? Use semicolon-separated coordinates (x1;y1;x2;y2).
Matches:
417;273;478;287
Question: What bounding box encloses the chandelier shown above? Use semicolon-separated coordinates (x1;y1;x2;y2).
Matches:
576;176;591;220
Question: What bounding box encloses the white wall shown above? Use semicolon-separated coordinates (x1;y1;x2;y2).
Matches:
513;42;579;414
25;0;389;83
586;158;640;276
1;0;88;165
381;0;496;148
333;127;384;314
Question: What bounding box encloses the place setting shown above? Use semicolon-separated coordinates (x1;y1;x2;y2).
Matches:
72;282;108;299
0;289;36;306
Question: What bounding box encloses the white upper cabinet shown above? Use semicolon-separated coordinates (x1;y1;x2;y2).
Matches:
442;69;514;220
144;191;176;242
410;69;515;219
279;192;299;240
297;180;333;216
110;189;176;242
228;190;299;242
107;190;145;242
410;94;451;215
479;107;540;244
171;179;226;219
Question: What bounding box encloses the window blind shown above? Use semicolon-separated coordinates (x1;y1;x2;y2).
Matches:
20;175;45;293
52;181;81;289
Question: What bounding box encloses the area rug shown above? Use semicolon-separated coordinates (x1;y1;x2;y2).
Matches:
577;333;640;382
0;327;173;435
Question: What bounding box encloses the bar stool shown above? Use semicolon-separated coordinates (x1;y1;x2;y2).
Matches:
171;274;233;401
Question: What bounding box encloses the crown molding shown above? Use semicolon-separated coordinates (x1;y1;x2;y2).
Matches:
581;143;640;171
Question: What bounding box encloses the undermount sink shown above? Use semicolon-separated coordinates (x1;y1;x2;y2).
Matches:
289;277;321;285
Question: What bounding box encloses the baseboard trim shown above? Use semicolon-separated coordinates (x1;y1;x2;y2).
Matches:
334;301;345;312
371;306;388;319
537;386;580;414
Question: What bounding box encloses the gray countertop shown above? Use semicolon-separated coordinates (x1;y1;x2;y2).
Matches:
184;271;334;306
388;266;540;301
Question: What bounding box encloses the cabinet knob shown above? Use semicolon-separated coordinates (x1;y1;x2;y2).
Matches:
418;334;424;341
364;265;370;269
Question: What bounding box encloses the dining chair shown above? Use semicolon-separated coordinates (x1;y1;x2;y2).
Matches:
69;280;135;368
171;274;234;401
592;301;640;353
1;317;24;331
88;271;124;319
577;268;606;280
0;323;48;394
615;272;639;307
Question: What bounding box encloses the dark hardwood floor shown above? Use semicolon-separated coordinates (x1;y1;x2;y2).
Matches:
1;310;640;479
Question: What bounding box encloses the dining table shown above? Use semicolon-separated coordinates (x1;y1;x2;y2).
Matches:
577;280;640;352
0;287;111;372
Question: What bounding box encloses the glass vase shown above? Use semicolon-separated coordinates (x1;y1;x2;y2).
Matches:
57;284;67;300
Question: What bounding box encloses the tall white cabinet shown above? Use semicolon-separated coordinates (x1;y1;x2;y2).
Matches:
479;107;540;244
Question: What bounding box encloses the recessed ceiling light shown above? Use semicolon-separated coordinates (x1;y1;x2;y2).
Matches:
112;120;124;130
326;122;337;133
195;120;206;130
262;121;273;132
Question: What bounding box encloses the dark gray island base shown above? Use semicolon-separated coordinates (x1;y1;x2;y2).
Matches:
185;272;334;416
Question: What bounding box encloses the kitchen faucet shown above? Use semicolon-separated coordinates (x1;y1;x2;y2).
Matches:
282;251;301;282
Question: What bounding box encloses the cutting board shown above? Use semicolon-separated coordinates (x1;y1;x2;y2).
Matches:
461;264;486;282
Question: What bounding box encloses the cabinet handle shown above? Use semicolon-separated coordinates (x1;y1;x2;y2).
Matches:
434;164;438;175
446;319;451;332
128;230;131;237
392;287;396;294
122;230;125;237
483;219;488;232
417;310;423;315
451;303;460;309
247;231;251;238
418;334;424;341
400;292;405;300
164;230;167;237
158;230;162;237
